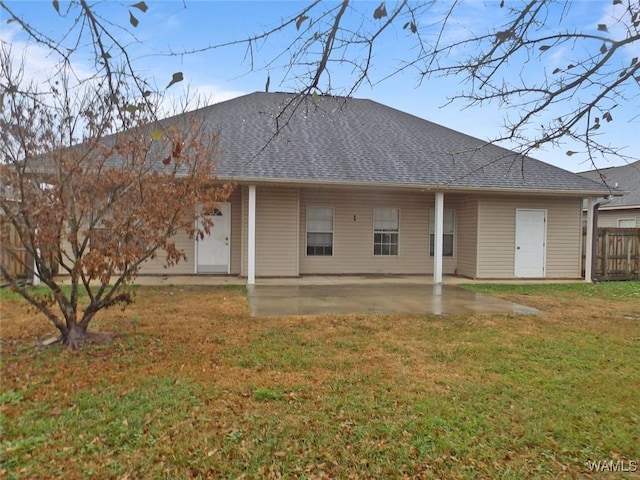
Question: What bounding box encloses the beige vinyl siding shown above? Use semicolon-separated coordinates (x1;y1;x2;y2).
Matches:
138;229;195;274
476;196;582;279
596;208;640;228
455;196;478;278
547;198;584;278
241;185;299;277
299;188;458;275
57;222;195;276
140;187;241;275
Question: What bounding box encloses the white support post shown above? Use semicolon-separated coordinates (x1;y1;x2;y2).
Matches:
32;254;41;286
247;185;256;285
433;192;444;284
432;284;443;315
584;198;596;283
33;227;41;286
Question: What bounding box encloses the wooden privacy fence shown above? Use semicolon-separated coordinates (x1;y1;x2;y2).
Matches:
583;228;640;281
1;222;33;281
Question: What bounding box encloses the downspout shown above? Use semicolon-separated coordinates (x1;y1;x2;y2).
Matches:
589;196;613;282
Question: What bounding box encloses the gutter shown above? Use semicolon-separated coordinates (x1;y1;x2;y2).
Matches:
217;176;619;198
596;203;640;211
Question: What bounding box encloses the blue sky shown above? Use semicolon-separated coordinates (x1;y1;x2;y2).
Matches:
2;0;639;172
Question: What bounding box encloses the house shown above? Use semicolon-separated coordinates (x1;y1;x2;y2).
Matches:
577;161;639;281
578;161;640;228
136;92;612;283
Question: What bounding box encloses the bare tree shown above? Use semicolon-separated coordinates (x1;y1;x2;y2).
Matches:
220;0;639;166
2;0;638;167
0;47;231;349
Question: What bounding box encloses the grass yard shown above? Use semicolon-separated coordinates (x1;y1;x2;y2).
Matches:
1;282;639;479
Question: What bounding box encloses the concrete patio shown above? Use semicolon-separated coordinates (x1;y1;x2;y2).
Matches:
55;274;581;317
117;274;579;317
246;283;539;317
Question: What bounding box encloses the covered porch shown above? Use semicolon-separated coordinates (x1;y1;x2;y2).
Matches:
237;184;597;284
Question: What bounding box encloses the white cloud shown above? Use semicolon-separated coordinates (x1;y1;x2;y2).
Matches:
1;24;95;90
2;22;246;121
190;84;247;105
158;83;247;117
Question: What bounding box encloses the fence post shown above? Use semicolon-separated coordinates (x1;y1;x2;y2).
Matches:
603;230;609;279
627;236;632;276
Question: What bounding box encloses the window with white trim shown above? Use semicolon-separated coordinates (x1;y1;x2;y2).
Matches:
373;208;399;256
618;218;637;228
306;207;333;256
429;209;455;257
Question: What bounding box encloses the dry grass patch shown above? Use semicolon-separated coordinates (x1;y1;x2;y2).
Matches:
1;283;639;479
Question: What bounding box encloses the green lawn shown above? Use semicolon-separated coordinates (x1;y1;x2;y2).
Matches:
1;282;639;479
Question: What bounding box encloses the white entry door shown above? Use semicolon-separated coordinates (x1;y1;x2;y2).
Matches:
196;203;230;274
514;209;546;278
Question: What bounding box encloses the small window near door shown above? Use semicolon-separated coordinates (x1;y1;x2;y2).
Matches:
429;209;455;256
307;207;333;256
200;206;223;216
373;208;399;256
618;218;637;228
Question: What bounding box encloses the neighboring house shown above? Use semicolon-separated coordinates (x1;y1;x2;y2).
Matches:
578;161;640;228
133;92;611;283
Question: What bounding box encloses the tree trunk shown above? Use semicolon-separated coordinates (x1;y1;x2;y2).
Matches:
62;323;88;350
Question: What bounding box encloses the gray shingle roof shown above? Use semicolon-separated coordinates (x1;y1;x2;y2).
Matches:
167;92;610;195
578;161;640;207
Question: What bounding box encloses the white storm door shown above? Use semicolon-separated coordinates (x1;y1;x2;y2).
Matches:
196;203;230;274
514;209;546;278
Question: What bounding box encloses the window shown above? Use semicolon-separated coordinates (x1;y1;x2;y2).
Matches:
618;218;637;228
307;207;333;256
199;206;223;217
430;209;455;257
373;208;399;256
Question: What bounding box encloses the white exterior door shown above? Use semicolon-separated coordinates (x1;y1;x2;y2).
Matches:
196;203;230;274
514;209;546;278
